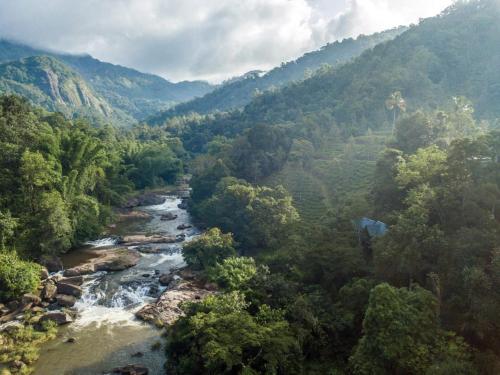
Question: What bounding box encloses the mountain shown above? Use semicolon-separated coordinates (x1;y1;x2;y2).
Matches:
175;0;500;141
147;27;406;124
0;39;214;123
154;0;500;222
57;54;213;120
0;55;129;123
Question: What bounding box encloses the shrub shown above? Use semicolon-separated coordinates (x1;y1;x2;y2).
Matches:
182;228;236;270
0;251;41;302
208;256;257;290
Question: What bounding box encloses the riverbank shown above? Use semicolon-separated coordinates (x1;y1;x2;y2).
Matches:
30;193;207;375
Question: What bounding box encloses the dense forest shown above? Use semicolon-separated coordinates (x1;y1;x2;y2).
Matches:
0;0;499;374
0;95;184;260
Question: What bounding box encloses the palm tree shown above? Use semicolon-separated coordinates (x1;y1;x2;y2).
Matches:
385;91;406;134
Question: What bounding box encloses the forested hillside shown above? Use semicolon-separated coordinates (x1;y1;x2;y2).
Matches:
147;0;500;221
155;0;500;148
0;95;184;260
0;40;214;124
148;27;405;123
158;2;500;373
1;1;500;374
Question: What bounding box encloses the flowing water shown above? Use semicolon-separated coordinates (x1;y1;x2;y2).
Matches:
34;196;199;375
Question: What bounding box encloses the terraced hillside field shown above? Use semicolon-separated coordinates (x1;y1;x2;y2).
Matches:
265;130;390;223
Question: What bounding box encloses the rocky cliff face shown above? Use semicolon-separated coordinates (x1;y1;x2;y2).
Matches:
0;56;116;120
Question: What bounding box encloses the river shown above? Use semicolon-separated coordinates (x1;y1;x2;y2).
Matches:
34;195;199;375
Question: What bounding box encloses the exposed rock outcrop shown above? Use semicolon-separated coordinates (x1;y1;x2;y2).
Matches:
64;248;141;275
39;311;73;325
135;281;214;326
160;212;177;221
57;282;83;298
120;235;177;246
56;294;77;307
123;193;165;208
41;281;58;302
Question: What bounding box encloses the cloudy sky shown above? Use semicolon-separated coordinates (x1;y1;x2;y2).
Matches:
0;0;454;82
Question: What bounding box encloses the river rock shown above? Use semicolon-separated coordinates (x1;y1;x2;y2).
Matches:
160;212;177;221
56;294;77;307
57;282;83;298
60;276;84;286
0;321;23;333
176;223;192;230
112;364;148;375
135;246;160;254
116;210;152;221
0;303;9;316
21;293;41;306
64;263;95;277
39;255;64;272
121;234;177;245
41;281;58;301
124;193;165;208
177;189;191;199
93;249;141;271
178;268;197;280
158;274;174;286
40;311;73;325
9;360;26;371
40;267;50;280
177;201;188;210
31;306;45;313
135;282;214;326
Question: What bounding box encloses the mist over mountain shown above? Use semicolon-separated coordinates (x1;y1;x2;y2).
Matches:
0;1;499;375
148;27;406;123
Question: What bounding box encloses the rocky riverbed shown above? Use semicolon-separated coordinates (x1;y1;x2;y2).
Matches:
20;193;211;375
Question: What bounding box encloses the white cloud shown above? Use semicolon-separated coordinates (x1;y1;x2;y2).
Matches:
0;0;454;82
326;0;454;40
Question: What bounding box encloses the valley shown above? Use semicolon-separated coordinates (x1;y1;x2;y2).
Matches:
0;1;499;374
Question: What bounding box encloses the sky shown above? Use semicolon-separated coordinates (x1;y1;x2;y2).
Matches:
0;0;454;83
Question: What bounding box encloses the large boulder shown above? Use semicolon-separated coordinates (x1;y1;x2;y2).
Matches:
21;293;41;306
60;276;84;286
40;267;50;280
177;223;192;230
160;212;177;221
116;210;152;221
120;235;176;245
40;280;57;302
57;283;83;298
40;311;73;325
123;193;165;208
138;193;165;206
0;321;23;333
135;246;160;254
158;274;174;287
56;294;77;307
0;303;9;316
39;256;63;272
93;249;141;271
136;282;214;326
63;263;95;277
